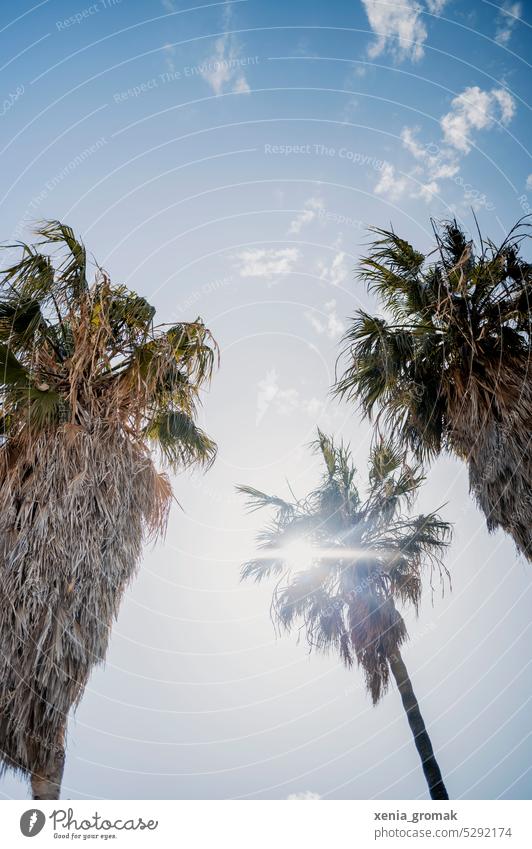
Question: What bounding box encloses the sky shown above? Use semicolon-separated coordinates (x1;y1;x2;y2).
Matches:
0;0;531;800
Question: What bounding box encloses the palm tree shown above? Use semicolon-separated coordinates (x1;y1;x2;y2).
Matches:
335;219;532;559
239;432;451;800
0;222;217;799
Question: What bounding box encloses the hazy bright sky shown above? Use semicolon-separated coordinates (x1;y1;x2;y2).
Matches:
1;0;531;800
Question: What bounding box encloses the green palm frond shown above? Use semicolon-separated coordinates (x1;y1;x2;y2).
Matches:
359;229;426;319
35;220;87;298
315;428;337;477
166;321;218;384
106;288;156;339
146;410;216;470
1;245;54;297
25;386;64;429
368;440;404;483
0;342;30;387
0;297;44;348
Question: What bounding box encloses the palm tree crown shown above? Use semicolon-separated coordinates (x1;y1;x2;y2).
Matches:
240;432;450;703
0;220;216;465
0;222;217;798
335;220;532;559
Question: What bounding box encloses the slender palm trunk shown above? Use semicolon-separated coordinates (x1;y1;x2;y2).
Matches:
389;651;448;800
30;724;66;800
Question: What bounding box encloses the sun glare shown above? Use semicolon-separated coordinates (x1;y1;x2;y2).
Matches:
282;538;317;569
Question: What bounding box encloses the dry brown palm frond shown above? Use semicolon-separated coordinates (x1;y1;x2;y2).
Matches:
447;357;532;558
0;423;169;777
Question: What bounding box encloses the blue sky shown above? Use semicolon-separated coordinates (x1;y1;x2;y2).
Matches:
1;0;531;800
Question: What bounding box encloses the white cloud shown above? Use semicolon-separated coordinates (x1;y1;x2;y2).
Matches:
361;0;427;62
304;397;323;416
288;197;324;234
425;0;448;13
493;88;516;123
401;126;458;179
161;0;176;11
374;162;408;200
200;6;250;95
163;42;176;73
256;370;278;425
495;1;522;45
232;75;251;94
417;180;439;202
341;94;360;125
361;1;450;63
317;246;349;287
287;791;322;800
305;300;345;339
200;38;250;95
526;174;532;190
440;86;515;153
387;86;516;207
401;125;427;160
235;248;300;279
255;370;322;425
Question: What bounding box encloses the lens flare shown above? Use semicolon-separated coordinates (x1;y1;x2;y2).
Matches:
281;538;317;569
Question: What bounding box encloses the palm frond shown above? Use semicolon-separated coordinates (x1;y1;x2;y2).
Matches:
237;484;295;516
0;342;30;387
35;220;87;299
240;556;284;583
146;410;216;470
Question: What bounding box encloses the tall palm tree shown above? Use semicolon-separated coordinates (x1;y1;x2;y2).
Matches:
335;219;532;559
239;432;451;800
0;222;217;799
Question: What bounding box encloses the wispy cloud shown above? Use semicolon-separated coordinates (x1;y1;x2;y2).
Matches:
317;245;349;288
200;5;251;95
401;126;459;179
425;0;448;13
305;300;345;339
235;247;300;279
255;370;321;425
163;42;176;73
495;1;522;45
288;197;324;234
526;174;532;190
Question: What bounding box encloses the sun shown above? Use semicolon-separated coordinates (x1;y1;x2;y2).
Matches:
281;537;317;570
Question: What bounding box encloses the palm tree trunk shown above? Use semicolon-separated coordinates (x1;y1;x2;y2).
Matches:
389;651;448;800
30;724;66;800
